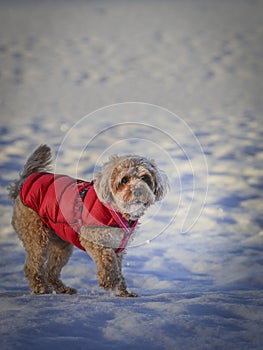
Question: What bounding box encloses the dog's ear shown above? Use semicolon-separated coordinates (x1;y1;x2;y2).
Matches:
94;171;112;203
94;155;120;204
149;160;169;201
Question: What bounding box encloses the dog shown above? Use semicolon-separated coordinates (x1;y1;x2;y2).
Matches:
9;144;168;297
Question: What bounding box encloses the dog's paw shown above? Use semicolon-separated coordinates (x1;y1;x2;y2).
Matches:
31;285;53;295
119;291;139;298
115;290;139;298
55;286;77;295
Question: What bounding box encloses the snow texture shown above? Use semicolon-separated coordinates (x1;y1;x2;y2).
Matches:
0;0;263;349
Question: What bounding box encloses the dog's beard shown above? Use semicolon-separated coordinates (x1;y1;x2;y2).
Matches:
113;189;155;220
116;201;147;220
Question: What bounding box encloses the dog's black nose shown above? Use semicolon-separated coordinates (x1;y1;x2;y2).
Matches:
133;188;143;197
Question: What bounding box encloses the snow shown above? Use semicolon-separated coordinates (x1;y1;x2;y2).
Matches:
1;0;263;349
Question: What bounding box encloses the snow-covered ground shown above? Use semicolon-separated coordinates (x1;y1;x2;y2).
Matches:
1;1;263;349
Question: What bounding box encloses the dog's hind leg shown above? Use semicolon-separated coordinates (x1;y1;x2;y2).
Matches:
45;233;76;294
12;197;51;294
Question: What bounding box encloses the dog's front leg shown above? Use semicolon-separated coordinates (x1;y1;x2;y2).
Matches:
79;228;122;293
79;226;138;297
115;252;138;298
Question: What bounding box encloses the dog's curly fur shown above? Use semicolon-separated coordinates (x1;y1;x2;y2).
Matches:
9;145;168;297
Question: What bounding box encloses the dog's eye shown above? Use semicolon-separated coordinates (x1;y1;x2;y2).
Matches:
121;176;129;184
141;175;152;187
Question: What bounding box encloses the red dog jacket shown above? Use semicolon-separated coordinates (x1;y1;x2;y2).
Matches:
20;172;138;253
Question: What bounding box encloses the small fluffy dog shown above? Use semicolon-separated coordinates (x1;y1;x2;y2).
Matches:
9;145;168;297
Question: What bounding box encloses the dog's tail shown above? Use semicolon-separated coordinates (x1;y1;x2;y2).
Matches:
8;144;53;200
19;144;53;178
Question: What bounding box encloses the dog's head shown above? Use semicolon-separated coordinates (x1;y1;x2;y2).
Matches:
94;155;169;220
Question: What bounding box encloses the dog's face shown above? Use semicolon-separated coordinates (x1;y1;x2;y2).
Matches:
94;155;168;220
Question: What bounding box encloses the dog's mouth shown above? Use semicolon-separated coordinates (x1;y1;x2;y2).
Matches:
113;185;155;220
122;201;150;220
